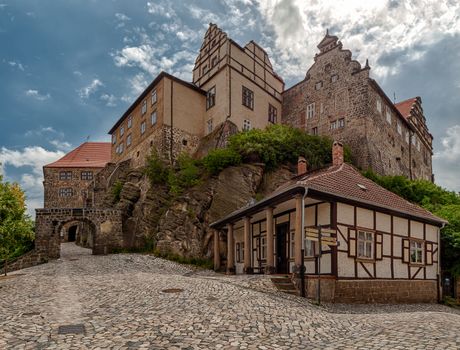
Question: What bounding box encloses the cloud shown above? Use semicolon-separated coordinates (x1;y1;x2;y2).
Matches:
147;1;176;18
25;89;50;101
0;146;65;216
254;0;460;83
8;60;25;71
78;79;103;98
434;125;460;192
121;73;149;103
49;139;72;151
115;13;130;21
113;44;160;75
25;126;63;138
100;93;117;107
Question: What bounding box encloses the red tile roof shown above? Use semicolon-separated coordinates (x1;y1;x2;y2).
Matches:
44;142;111;168
211;163;446;227
395;97;417;119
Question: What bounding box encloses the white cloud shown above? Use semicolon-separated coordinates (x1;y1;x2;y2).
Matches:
0;146;65;217
115;13;130;21
73;70;82;76
25;126;63;138
8;60;25;71
114;45;160;75
78;79;103;99
433;125;460;191
100;93;117;107
254;0;460;82
25;89;50;101
147;2;176;18
49;139;72;151
121;73;149;103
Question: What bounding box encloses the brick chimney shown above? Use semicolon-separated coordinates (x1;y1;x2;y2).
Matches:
298;156;307;175
332;141;344;166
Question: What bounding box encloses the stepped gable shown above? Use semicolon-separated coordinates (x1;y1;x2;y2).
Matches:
45;142;111;168
395;97;418;119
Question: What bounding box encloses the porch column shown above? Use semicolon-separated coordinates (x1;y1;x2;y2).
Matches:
226;223;235;274
294;194;303;269
243;216;253;274
265;207;275;274
213;230;220;271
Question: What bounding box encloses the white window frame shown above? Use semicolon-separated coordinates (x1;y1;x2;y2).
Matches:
141;100;147;115
151;110;157;125
128;116;132;129
120;126;124;137
357;230;374;259
386;110;392;124
338;118;345;128
140;121;146;135
81;171;93;180
151;89;157;105
243;119;251;131
261;236;267;259
59;188;73;197
405;132;410;144
127;134;132;147
306;103;315;119
112;134;117;145
410;240;424;264
330;120;337;130
376;98;382;113
119;142;124;153
304;238;316;257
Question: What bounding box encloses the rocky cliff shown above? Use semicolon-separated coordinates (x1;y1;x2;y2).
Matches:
108;163;295;259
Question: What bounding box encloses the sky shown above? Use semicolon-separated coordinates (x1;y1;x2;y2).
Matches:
0;0;459;217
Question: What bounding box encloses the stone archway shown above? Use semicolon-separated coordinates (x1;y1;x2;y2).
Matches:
34;208;124;259
58;219;97;249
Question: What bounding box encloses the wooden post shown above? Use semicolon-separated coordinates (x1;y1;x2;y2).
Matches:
294;194;303;268
266;207;275;274
213;230;220;271
226;223;235;274
243;216;253;274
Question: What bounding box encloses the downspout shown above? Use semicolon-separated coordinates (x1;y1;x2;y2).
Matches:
438;222;446;303
170;80;174;164
300;187;308;298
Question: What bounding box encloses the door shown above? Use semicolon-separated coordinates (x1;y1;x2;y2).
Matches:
276;223;289;274
68;225;77;242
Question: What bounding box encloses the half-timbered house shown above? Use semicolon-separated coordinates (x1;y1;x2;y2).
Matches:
210;142;446;303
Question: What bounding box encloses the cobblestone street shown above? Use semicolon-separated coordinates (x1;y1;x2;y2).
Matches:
1;243;459;349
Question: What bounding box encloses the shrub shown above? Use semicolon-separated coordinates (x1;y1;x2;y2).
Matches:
111;180;124;203
145;150;169;185
153;249;213;269
202;148;242;175
168;153;202;195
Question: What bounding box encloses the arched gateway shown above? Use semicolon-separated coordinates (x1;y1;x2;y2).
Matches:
35;208;123;258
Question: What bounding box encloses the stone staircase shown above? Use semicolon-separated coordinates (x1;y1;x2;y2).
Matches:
271;275;298;296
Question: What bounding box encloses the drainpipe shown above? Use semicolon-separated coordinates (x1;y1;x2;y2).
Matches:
438;222;446;303
300;187;308;298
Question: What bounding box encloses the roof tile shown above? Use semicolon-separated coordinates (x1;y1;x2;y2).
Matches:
44;142;111;168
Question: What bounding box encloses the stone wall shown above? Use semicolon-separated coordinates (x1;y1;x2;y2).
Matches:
0;249;48;275
334;280;437;303
282;34;433;181
43;166;105;208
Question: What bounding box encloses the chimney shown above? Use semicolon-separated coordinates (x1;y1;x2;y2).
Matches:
298;156;307;175
332;141;344;166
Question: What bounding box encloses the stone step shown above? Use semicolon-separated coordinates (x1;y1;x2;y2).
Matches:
271;277;298;296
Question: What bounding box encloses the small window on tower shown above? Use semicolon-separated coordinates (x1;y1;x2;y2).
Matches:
315;81;323;90
151;89;157;105
206;86;216;110
306;103;315;119
141;100;147;115
127;116;132;129
268;104;277;124
312;127;318;136
338;118;345;128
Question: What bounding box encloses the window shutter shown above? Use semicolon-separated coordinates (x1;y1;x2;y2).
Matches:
375;232;383;260
426;242;433;265
402;238;410;263
348;229;356;257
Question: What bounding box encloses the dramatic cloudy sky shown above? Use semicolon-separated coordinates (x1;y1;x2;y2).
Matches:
1;0;459;216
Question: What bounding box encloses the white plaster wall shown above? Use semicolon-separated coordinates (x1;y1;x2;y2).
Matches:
393;217;408;236
320;253;331;274
376;212;391;233
393;259;408;278
338;251;354;277
383;234;391;256
305;206;315;226
426;264;437;279
357;262;373;278
410;220;424;239
336;224;349;251
393;236;402;258
426;224;438;242
305;260;316;274
317;203;331;225
356;207;373;229
376;257;392;278
337;203;354;225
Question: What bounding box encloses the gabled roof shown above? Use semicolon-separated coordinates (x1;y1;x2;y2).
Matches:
317;29;339;49
395;97;418;119
44;142;111;168
211;163;446;228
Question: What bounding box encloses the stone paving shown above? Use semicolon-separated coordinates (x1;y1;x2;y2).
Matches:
1;243;459;349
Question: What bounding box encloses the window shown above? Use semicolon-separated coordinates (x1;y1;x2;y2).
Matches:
242;86;254;109
315;81;323;90
211;56;218;67
331;74;339;83
417;139;421;151
412;135;416;146
330;120;337;130
59;171;72;180
386;110;392;124
405;132;410;144
338;118;345;128
59;188;73;197
206;86;216;110
397;122;402;135
151;111;157;125
243;119;251;131
141;100;147;115
141;121;146;135
236;242;244;262
151;89;157;105
261;236;267;259
202;64;208;75
312;127;318;136
268;104;277;124
376;98;382;113
119;142;124;153
127;116;132;129
410;240;423;264
357;231;373;259
127;134;132;147
306;103;315;119
120;126;124;137
207;119;213;134
112;134;117;145
304;238;316;257
81;171;93;180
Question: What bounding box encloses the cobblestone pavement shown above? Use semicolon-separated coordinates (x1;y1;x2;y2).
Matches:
1;243;459;349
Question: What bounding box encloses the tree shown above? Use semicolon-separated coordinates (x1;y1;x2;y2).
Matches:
0;175;34;275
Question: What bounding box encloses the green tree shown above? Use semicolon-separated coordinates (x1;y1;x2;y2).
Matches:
0;175;34;275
